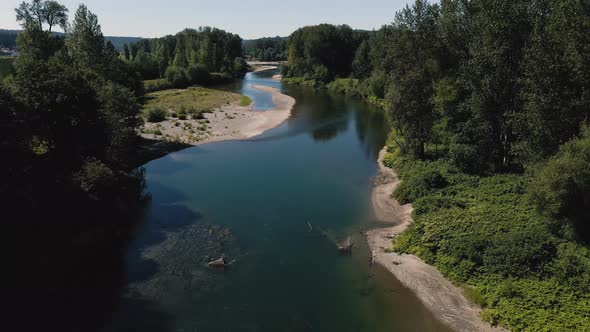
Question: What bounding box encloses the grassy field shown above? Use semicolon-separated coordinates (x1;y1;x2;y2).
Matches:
143;78;171;92
142;86;251;118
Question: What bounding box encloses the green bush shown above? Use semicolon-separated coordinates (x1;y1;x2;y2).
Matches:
327;78;361;96
146;106;167;123
144;78;172;93
209;72;233;85
73;160;116;200
528;127;590;240
187;64;211;85
165;66;189;88
387;147;590;330
393;162;447;204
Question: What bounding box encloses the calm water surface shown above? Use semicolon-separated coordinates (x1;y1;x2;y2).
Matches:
106;70;451;331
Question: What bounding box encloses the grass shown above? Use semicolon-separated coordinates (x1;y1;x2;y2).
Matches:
142;86;248;120
143;78;172;93
240;95;252;107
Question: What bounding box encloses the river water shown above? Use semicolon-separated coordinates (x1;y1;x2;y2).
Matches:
106;70;451;331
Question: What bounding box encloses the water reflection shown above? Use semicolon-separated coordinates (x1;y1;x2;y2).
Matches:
101;70;451;332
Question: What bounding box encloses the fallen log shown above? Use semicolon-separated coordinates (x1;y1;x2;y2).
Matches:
337;236;354;254
208;257;226;268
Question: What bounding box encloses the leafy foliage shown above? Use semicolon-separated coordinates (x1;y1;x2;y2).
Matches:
285;24;367;83
146;106;167;123
124;27;246;81
242;36;287;61
529;127;590;241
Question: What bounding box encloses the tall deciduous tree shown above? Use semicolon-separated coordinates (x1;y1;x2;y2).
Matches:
15;0;68;32
385;0;441;159
43;1;68;32
65;5;108;70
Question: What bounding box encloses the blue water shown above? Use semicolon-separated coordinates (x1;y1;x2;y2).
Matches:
106;70;451;332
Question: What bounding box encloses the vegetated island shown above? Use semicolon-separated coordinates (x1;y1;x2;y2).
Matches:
140;84;294;150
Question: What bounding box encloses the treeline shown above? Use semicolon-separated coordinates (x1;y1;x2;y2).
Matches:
123;27;248;88
284;1;590;330
0;29;19;48
283;24;369;83
1;3;149;328
285;0;590;173
0;28;143;51
242;36;287;61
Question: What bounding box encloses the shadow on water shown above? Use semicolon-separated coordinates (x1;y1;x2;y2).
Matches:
5;168;177;332
125;181;204;283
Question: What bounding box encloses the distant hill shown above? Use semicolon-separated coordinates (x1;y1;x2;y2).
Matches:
0;29;143;51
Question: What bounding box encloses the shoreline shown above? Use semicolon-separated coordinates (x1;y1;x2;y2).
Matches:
139;83;294;165
252;65;279;73
368;148;506;332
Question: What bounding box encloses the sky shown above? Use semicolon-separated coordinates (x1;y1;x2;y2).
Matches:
0;0;413;39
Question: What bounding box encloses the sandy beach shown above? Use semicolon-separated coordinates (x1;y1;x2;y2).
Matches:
142;85;294;147
252;65;278;73
368;148;507;332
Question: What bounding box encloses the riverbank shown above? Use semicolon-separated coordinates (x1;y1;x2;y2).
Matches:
252;65;278;73
368;148;506;332
141;84;294;151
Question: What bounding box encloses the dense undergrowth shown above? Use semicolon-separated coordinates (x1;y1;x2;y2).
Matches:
384;132;590;331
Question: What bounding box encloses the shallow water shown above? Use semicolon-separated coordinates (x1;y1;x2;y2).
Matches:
106;70;452;331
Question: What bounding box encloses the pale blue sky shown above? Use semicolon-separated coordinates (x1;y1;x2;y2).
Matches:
0;0;413;39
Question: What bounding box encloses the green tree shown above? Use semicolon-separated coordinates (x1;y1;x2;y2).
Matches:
165;65;188;88
65;5;109;70
385;0;441;159
15;0;68;32
515;0;590;165
43;1;68;32
352;40;372;79
123;43;130;60
529;126;590;241
459;0;531;173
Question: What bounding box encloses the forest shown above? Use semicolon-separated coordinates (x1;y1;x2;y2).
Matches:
0;2;252;328
122;27;248;90
242;36;287;61
283;0;590;330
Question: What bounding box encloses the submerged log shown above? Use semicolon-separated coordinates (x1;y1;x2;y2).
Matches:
337;236;354;254
208;257;226;268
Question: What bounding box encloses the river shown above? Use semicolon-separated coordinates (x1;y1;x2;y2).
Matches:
105;69;451;331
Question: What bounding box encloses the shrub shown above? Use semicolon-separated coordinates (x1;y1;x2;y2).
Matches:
209;72;233;85
327;78;361;96
394;162;447;204
232;57;249;76
187;64;211;85
73;160;116;200
165;66;189;88
528;127;590;240
188;108;205;120
146;106;167;123
144;78;172;93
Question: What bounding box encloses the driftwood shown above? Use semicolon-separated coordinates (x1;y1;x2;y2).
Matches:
208;257;226;268
337;236;354;254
